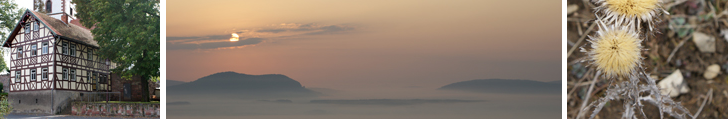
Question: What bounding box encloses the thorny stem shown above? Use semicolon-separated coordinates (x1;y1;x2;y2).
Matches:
639;70;694;118
576;71;599;119
577;69;695;119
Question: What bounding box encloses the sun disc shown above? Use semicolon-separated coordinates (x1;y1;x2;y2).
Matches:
230;33;240;42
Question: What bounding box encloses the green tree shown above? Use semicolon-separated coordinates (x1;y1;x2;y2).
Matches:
73;0;160;102
1;0;20;38
0;94;11;118
33;0;45;13
0;0;22;72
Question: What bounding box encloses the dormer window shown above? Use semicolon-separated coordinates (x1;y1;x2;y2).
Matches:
46;0;52;13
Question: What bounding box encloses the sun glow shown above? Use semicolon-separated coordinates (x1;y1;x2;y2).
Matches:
230;33;239;42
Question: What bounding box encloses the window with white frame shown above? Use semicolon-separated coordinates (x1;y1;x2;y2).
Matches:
93;72;98;83
88;49;93;60
31;45;37;56
70;44;76;56
33;22;39;31
45;0;51;13
25;23;30;33
87;70;91;82
100;74;106;84
62;42;68;55
17;47;22;58
42;68;48;80
15;71;20;82
42;42;48;54
30;69;36;81
70;69;76;81
62;68;68;80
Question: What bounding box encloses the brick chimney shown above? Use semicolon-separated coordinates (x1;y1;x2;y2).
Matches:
61;14;68;24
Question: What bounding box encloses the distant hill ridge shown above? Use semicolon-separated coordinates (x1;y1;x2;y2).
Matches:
167;80;186;86
168;71;318;97
439;79;560;94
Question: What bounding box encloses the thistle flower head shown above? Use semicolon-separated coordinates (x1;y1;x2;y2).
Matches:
585;21;643;78
594;0;667;31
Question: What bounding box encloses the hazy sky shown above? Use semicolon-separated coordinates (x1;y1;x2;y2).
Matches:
167;0;560;90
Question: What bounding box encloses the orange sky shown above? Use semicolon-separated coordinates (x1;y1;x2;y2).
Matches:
167;0;560;90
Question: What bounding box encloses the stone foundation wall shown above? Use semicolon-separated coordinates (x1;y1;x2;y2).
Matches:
8;90;84;114
71;102;159;117
111;74;154;101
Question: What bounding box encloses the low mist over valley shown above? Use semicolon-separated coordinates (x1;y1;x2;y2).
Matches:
439;79;561;94
167;71;560;119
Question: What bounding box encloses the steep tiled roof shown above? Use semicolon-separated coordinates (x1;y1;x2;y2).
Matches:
70;19;93;30
3;9;98;47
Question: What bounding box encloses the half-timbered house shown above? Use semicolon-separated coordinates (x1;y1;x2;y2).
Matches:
1;2;110;114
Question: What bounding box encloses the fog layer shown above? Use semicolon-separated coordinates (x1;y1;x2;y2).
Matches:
167;87;560;119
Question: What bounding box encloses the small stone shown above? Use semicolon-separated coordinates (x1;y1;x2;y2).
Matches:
658;70;690;97
704;64;721;80
692;32;716;53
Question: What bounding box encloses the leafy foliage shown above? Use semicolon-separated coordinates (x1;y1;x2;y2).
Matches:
0;0;20;39
73;0;160;101
0;0;22;72
0;93;11;117
32;0;45;13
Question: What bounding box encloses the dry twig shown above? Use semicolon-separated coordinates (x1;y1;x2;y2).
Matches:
661;33;694;72
692;89;713;119
568;22;597;57
576;71;599;119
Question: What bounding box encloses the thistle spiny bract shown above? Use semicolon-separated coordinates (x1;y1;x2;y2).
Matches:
586;21;643;78
594;0;667;31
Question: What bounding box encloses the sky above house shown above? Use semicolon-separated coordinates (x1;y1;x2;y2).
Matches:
167;0;560;90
